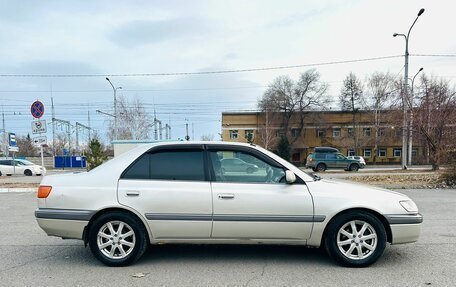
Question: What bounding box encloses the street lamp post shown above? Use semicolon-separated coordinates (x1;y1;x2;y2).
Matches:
408;67;424;166
105;77;122;141
393;8;425;169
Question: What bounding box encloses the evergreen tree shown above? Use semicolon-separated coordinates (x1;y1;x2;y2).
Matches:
86;138;107;170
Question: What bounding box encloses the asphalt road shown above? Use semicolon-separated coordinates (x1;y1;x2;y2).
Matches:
0;189;455;287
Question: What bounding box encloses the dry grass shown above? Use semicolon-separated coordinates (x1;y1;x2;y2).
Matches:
345;173;450;189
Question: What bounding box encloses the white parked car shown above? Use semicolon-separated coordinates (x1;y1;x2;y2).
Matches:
0;159;46;176
35;142;422;267
347;156;367;166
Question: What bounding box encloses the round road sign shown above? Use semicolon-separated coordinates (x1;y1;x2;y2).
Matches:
31;100;45;119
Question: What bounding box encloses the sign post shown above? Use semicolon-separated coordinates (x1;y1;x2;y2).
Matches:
31;100;46;171
8;133;18;175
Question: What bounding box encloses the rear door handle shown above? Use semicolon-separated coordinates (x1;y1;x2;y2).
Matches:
126;190;140;196
218;193;235;200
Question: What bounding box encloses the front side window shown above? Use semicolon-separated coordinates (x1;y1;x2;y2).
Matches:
210;150;285;184
122;150;205;181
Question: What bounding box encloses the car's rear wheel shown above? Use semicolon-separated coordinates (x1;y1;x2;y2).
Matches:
316;163;326;172
89;212;148;267
324;211;386;267
24;169;32;176
349;164;359;172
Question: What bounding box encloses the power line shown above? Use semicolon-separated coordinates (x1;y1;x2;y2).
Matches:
0;55;404;78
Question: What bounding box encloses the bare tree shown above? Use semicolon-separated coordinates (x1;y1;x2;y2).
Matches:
257;109;277;150
108;96;153;141
415;75;456;170
16;134;37;157
200;134;214;141
365;72;396;163
339;72;364;154
258;69;330;145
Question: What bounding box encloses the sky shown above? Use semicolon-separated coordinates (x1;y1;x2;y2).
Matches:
0;0;455;147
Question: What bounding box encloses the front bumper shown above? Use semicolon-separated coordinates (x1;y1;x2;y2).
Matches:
385;213;423;244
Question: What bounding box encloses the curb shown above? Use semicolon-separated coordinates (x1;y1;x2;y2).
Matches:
0;188;37;193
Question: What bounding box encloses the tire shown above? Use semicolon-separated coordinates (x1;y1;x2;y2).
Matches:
324;211;387;267
0;171;2;176
88;211;149;267
316;163;326;172
312;168;317;172
349;164;359;172
24;169;33;176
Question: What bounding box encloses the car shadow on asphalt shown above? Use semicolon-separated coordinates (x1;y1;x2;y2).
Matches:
137;244;333;266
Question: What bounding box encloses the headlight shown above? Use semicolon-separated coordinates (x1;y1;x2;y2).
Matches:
400;200;418;213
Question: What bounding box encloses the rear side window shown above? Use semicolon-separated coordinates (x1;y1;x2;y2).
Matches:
122;150;205;181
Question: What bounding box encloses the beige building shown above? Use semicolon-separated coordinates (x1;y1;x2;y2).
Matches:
222;110;425;165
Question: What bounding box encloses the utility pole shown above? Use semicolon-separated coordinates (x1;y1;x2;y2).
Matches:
408;67;424;166
393;8;425;169
53;118;71;154
51;97;56;156
185;121;189;141
75;122;91;154
1;109;6;157
159;121;163;140
87;107;92;141
106;77;122;141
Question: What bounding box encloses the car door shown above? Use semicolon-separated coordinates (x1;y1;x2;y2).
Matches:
208;145;314;240
117;145;213;239
0;160;13;175
334;153;348;168
324;153;337;169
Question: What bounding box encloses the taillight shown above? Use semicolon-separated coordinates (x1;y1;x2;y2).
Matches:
38;186;52;198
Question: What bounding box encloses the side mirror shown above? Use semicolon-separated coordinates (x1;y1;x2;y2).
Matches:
285;170;296;184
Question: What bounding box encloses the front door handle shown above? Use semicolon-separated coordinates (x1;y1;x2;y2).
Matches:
126;190;140;196
218;193;235;200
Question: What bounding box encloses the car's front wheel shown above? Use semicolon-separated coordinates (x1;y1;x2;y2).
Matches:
89;212;148;266
349;164;359;172
24;169;33;176
324;211;386;267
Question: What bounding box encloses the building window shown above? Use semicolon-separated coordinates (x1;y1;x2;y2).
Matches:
412;149;417;157
332;128;341;138
378;148;387;157
276;129;286;138
291;128;301;138
395;128;402;137
292;153;300;162
348;128;354;137
364;149;372;158
393;148;402;157
245;130;254;142
363;128;371;137
229;130;238;140
348;149;355;156
316;129;325;138
377;128;385;137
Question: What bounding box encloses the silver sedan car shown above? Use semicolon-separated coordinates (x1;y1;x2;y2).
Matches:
35;142;422;267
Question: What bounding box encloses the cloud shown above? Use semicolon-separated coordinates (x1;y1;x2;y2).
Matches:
109;18;213;48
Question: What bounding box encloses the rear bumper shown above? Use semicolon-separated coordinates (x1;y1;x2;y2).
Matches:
35;208;94;239
386;213;423;244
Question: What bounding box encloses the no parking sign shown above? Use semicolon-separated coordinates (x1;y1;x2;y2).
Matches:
31;100;45;119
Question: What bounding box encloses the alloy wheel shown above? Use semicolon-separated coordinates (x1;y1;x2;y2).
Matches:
337;220;377;260
97;221;136;260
